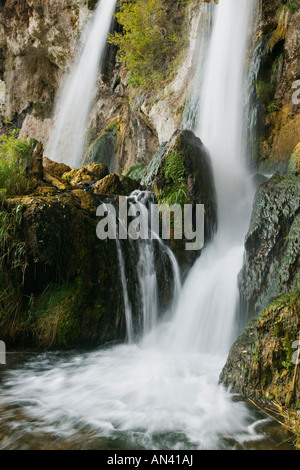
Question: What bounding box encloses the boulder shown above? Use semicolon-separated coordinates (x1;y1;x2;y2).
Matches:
0;191;127;349
62;163;109;187
220;289;300;407
142;129;217;271
43;157;71;180
94;173;139;196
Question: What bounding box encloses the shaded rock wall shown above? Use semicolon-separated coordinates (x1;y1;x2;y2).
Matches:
239;171;300;321
251;0;300;173
0;0;94;140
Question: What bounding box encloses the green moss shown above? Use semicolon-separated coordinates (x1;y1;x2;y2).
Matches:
123;163;147;182
267;102;279;113
155;150;189;206
34;283;81;347
84;121;118;168
256;80;274;103
281;2;297;12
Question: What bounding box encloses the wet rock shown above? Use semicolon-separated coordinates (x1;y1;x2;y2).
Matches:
239;172;300;321
0;190;128;349
93;173;139;196
84;119;118;172
43;157;71;180
144;129;217;272
220;289;300;407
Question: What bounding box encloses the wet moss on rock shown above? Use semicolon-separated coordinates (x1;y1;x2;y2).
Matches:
220;288;300;407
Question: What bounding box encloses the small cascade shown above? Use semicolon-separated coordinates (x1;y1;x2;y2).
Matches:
45;0;118;168
104;192;182;341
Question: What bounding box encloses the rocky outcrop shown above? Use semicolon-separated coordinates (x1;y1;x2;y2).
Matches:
127;129;218;271
251;1;300;173
0;0;95;140
0;0;208;174
239;168;300;321
220;289;300;407
222;143;300;417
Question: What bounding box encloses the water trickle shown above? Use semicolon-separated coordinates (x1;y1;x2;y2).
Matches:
45;0;118;168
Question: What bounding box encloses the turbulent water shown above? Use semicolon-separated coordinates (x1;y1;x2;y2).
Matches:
45;0;118;167
0;0;292;451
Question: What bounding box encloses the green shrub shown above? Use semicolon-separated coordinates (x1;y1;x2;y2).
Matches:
0;129;36;198
109;0;189;89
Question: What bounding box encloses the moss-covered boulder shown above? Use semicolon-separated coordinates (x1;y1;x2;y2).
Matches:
94;173;139;196
0;190;127;349
84;119;118;172
239;172;300;321
62;163;109;187
220;289;300;408
149;130;216;232
43;157;71;180
141;130;217;270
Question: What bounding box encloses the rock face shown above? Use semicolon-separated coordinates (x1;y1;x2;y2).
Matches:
250;1;300;173
0;0;208;174
220;289;300;407
223;143;300;411
239;170;300;321
0;0;94;139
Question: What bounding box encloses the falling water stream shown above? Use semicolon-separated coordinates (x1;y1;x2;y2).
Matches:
0;0;294;450
45;0;118;168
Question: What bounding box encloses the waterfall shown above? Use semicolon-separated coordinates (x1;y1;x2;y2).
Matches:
113;192;182;342
45;0;117;168
1;0;273;450
168;0;258;355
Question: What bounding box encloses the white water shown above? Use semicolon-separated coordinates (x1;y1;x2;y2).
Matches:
0;0;269;450
168;0;257;356
45;0;117;168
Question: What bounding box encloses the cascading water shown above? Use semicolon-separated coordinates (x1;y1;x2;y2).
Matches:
0;0;289;450
45;0;118;168
167;0;257;356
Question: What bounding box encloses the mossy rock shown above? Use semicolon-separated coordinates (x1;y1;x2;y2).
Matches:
123;163;147;183
286;142;300;177
94;173;139;196
239;172;300;320
85;162;109;181
148;129;217;239
0;191;129;349
62;163;109;187
220;289;300;408
83;120;118;171
43;157;71;180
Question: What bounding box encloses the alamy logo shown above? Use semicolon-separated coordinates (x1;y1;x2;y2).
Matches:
96;196;205;251
292;80;300;105
0;340;6;365
292;338;300;365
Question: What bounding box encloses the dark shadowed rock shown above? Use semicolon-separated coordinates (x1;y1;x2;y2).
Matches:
239;173;300;322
